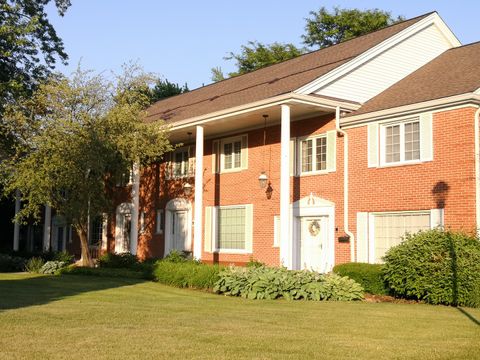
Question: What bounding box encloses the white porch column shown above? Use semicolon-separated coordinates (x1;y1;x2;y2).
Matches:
193;125;204;260
130;162;140;255
13;190;21;251
43;205;51;251
280;104;291;268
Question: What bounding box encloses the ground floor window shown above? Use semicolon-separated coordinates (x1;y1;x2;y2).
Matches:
217;206;246;250
89;216;104;246
373;211;432;263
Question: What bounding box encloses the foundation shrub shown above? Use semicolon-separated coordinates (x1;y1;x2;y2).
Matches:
39;261;67;274
333;263;388;295
214;266;364;301
98;252;139;269
383;229;480;307
0;254;26;272
59;265;146;279
153;261;221;289
24;257;45;273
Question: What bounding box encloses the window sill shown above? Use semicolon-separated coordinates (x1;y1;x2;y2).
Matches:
165;174;194;180
378;159;431;169
220;168;244;174
297;170;332;177
213;249;251;255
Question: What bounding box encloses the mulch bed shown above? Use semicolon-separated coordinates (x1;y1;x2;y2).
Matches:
364;293;423;304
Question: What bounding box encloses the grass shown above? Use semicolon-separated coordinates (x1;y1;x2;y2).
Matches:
0;273;479;360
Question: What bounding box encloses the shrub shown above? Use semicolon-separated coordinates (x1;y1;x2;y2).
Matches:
153;261;221;289
333;263;388;295
383;229;480;307
53;251;74;264
39;261;67;274
214;266;364;301
162;250;193;263
0;254;26;272
246;257;265;268
98;252;139;269
24;257;45;273
59;265;147;279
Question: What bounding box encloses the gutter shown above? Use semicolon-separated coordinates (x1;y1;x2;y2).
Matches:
335;106;356;262
475;107;480;235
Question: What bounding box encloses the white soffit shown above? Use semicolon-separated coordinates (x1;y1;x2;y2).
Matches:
295;13;461;104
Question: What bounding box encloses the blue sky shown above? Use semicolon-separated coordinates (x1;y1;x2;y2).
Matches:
47;1;480;89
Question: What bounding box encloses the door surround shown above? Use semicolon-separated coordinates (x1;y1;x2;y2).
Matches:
115;202;133;253
164;198;192;256
291;194;335;272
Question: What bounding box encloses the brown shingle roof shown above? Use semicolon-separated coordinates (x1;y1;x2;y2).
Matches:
349;42;480;117
146;13;432;124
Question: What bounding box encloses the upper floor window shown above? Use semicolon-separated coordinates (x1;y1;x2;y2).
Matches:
166;146;194;179
296;131;336;175
212;135;248;174
383;120;420;164
369;113;432;168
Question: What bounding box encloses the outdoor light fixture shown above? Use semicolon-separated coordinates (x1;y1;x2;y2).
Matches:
183;182;192;196
258;171;268;189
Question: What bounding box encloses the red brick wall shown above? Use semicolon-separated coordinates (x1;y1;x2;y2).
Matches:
104;106;478;266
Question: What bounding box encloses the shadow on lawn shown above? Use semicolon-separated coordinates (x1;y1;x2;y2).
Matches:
0;274;144;311
457;307;480;326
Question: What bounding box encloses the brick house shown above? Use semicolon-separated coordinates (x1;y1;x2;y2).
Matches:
9;12;480;271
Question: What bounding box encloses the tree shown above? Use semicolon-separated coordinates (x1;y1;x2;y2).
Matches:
0;65;172;266
211;41;306;81
149;78;189;103
302;7;404;49
0;0;71;157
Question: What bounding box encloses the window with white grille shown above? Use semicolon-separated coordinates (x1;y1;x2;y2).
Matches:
382;119;420;164
299;135;327;174
217;207;246;250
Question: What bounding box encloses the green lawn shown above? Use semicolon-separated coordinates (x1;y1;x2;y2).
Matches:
0;273;479;360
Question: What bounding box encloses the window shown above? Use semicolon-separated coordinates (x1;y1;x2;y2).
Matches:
382;119;421;164
221;136;244;171
172;148;190;178
299;135;328;174
115;167;133;187
89;216;104;246
140;211;146;233
217;206;246;250
373;212;431;263
155;209;164;234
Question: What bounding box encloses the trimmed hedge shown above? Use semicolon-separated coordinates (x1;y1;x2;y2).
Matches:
333;263;388;295
383;229;480;307
0;254;26;272
214;266;364;301
153;261;221;289
98;252;139;269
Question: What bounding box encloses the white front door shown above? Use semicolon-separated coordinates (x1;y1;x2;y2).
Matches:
300;216;329;272
172;211;190;252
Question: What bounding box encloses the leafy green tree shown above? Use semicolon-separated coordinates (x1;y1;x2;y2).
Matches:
211;41;306;81
1;65;172;266
0;0;71;157
302;7;404;48
149;79;189;103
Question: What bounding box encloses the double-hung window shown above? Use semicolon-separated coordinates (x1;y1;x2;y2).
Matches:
173;148;190;177
212;135;248;173
298;132;334;175
222;138;242;171
383;120;420;164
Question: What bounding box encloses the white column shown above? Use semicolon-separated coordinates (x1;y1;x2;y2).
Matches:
43;205;51;251
280;104;291;269
13;190;20;251
130;162;140;255
193;125;204;260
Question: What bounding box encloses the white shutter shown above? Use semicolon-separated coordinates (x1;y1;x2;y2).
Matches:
289;138;296;176
244;204;253;253
241;135;248;170
430;208;444;229
204;206;213;252
101;214;108;250
165;152;172;179
212;141;220;174
326;130;337;172
420;112;433;161
356;212;369;263
273;215;280;247
368;123;379;168
188;145;195;177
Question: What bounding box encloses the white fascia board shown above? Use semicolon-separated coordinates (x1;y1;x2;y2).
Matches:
170;94;359;131
295;13;461;96
341;93;480;128
474;87;480;95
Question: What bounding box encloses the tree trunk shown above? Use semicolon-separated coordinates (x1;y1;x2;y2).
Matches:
76;225;94;267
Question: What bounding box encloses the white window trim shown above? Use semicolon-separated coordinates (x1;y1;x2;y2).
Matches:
213;204;251;254
168;146;192;179
379;117;422;167
139;211;146;234
220;135;245;173
155;209;164;234
273;215;280;248
367;209;443;264
297;134;329;176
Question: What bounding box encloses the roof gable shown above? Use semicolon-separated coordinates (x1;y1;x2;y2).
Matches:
296;12;460;103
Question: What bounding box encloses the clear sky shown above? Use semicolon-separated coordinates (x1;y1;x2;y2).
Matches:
47;1;480;89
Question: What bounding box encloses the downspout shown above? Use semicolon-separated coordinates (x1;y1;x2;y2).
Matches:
335;106;356;262
475;107;480;236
